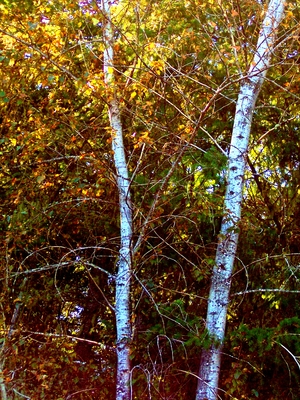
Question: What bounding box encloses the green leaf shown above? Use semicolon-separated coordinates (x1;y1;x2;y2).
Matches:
36;175;46;183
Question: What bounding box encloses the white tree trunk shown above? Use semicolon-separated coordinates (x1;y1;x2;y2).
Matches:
102;2;133;399
196;1;285;399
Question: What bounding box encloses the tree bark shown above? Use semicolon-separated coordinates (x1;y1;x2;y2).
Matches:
102;2;133;400
196;1;285;399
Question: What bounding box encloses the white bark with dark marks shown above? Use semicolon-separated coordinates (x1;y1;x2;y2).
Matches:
102;2;133;399
196;1;285;399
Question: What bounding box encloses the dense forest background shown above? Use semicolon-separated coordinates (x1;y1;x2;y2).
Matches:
0;0;300;399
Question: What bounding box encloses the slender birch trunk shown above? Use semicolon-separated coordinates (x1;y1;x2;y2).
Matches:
102;2;132;399
196;1;285;399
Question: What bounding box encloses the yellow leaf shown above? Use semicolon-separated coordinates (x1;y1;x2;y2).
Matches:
147;42;156;50
130;91;137;99
13;298;22;303
92;18;99;26
95;189;104;197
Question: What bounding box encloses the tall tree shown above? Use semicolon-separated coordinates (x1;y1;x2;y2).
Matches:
102;1;133;399
196;1;286;399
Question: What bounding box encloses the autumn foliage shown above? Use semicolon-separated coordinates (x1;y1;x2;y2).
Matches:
0;0;300;399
